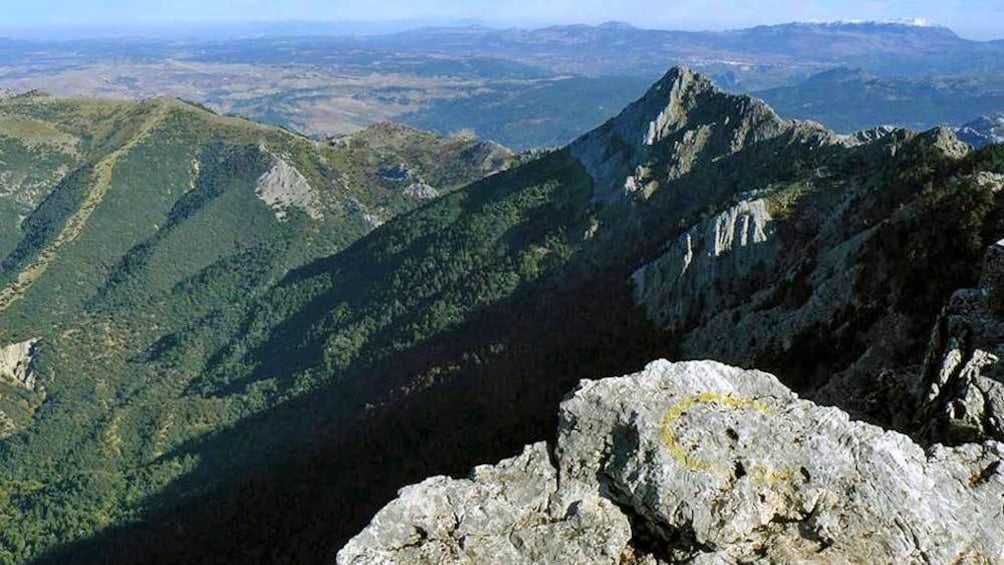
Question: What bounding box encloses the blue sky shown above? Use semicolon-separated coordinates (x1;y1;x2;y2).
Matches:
1;0;1001;39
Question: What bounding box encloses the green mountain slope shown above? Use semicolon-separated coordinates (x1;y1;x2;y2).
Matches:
3;67;1004;564
0;94;513;563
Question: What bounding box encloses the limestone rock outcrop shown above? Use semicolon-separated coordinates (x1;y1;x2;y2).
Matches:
339;360;1004;564
632;197;777;331
0;338;39;391
919;240;1004;443
255;146;323;221
337;442;631;565
403;182;440;200
0;338;40;440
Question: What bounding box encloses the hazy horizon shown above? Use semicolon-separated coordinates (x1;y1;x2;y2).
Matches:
1;0;1001;41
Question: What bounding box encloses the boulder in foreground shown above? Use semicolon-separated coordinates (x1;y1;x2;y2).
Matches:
339;360;1004;564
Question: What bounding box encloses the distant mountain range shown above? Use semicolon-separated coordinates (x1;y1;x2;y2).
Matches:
754;68;1004;135
2;20;1003;150
361;20;1004;81
957;114;1004;148
3;19;1003;82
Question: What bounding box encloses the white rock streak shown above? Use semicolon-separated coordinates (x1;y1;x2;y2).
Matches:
254;149;322;221
0;338;39;391
632;198;776;330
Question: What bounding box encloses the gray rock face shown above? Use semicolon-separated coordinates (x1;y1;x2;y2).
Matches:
254;146;323;221
403;182;440;200
0;338;40;440
919;241;1004;444
340;360;1004;564
0;338;39;391
336;442;631;565
632;198;777;331
559;360;1004;563
634;191;866;372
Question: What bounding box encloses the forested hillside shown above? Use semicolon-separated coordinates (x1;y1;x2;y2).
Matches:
0;93;512;563
1;68;1002;564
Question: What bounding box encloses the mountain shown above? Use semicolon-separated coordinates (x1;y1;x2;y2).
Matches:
366;20;1004;79
8;66;1001;564
956;113;1004;148
755;68;1004;134
4;21;1004;154
0;65;999;561
0;93;513;324
0;92;520;563
346;208;1004;562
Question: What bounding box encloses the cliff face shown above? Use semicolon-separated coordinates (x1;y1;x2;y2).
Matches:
254;145;323;222
0;338;37;390
632;198;778;332
0;338;40;439
919;239;1004;444
339;360;1004;564
626;122;1001;426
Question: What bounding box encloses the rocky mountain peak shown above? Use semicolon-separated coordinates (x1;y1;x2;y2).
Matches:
637;66;718;145
957;113;1004;149
916;125;971;159
569;65;832;203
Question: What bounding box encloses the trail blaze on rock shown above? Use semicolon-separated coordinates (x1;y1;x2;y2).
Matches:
661;391;772;476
